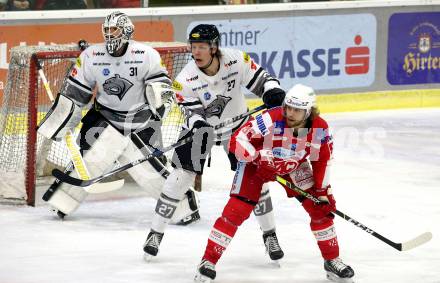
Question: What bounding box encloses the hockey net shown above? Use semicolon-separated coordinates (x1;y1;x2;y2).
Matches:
0;43;190;206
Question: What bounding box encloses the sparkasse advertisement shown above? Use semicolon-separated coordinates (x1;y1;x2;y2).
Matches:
189;14;377;91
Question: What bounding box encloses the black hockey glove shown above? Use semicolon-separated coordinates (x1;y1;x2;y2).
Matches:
262;87;286;108
191;120;215;151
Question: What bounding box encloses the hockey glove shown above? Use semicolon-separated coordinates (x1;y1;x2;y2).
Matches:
262;87;286;108
302;186;336;219
254;149;277;182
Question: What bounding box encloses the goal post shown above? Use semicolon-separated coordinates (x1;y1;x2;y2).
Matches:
0;43;190;206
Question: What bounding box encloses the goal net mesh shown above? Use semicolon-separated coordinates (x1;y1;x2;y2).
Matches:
0;43;190;205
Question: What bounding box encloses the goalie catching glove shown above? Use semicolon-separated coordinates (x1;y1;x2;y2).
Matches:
37;93;83;141
145;82;175;120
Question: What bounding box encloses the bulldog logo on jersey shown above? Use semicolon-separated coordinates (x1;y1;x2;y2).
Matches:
103;74;133;100
205;95;231;118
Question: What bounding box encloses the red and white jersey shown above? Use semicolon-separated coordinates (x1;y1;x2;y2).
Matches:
173;48;281;141
65;41;170;133
229;107;333;189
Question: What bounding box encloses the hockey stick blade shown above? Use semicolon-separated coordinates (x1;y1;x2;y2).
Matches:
399;232;432;251
276;176;433;252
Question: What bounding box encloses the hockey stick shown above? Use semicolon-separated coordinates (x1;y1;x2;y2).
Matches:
35;57;124;194
52;105;266;187
276;176;432;251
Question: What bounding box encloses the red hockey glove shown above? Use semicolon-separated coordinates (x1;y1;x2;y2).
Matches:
302;186;336;219
254;149;277;182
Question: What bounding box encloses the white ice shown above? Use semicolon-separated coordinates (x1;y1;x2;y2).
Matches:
1;108;439;283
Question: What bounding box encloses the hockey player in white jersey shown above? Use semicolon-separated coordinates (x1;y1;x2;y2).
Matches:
143;24;286;261
37;11;199;224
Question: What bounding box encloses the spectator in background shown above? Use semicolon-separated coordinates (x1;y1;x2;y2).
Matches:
0;0;7;10
2;0;34;10
94;0;140;8
34;0;87;9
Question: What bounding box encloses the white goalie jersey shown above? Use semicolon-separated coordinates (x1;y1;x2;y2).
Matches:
64;40;171;133
173;48;278;141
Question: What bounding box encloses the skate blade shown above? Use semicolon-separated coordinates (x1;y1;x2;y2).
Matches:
143;253;155;262
270;260;281;268
326;272;354;283
194;272;212;283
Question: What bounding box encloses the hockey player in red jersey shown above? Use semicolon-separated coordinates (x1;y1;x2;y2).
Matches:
195;84;355;283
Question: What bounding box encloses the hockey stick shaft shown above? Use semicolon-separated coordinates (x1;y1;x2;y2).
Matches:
213;104;265;130
52;105;266;187
276;176;432;251
52;135;192;187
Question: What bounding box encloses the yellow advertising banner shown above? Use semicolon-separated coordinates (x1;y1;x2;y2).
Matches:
0;20;174;99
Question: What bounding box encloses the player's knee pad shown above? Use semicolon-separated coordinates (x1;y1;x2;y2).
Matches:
162;168;196;200
222;196;254;227
49;123;130;215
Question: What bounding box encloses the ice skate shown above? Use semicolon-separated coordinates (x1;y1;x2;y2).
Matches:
176;210;201;226
324;258;355;283
143;230;164;262
263;230;284;264
194;259;216;282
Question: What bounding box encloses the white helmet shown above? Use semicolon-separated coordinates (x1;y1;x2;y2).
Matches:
102;11;134;55
283;84;316;119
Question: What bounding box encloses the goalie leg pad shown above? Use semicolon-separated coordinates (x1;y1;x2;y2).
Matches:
37;93;82;141
253;183;276;233
120;140;167;199
48;121;130;215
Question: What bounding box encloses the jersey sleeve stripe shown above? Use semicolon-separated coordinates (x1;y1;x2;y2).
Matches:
67;76;93;93
245;67;263;90
180;100;203;107
145;73;171;84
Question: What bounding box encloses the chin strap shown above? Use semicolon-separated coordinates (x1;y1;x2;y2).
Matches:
199;54;215;70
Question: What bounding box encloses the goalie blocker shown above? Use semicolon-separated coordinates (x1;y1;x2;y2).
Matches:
38;100;199;225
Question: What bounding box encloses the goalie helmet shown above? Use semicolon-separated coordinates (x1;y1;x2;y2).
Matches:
283;84;316;119
188;24;220;47
102;11;134;55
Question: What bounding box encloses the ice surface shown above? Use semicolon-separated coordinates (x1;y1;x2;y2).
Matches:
1;108;439;283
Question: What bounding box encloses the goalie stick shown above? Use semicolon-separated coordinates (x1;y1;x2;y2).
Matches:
34;54;124;195
52;105;266;187
276;176;432;251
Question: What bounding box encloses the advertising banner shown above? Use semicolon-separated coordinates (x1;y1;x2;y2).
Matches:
387;12;440;85
189;14;376;91
0;21;173;99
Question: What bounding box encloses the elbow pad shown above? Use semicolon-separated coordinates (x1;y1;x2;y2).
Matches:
37;94;83;141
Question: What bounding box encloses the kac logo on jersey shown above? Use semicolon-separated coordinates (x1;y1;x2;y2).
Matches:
203;92;211;100
103;74;133;100
102;68;110;76
205;95;232;118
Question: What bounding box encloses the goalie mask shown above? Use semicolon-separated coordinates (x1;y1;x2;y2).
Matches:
102;11;134;55
283;84;316;120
